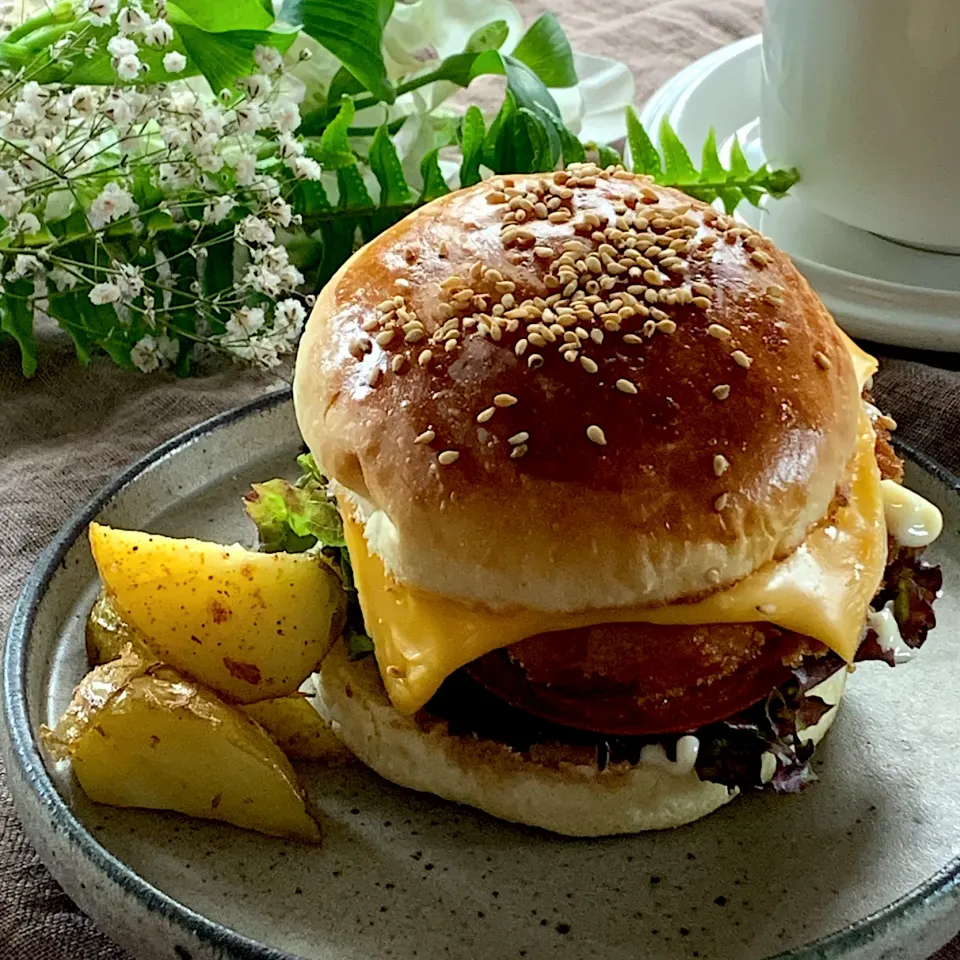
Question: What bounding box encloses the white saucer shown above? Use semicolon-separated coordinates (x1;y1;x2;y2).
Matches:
639;35;960;352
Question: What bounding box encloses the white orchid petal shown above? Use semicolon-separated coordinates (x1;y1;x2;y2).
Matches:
567;50;635;145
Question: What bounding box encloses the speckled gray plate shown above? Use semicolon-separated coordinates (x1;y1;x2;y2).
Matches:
4;389;960;960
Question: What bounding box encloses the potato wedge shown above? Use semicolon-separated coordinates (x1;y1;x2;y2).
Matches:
242;695;354;764
86;591;152;665
89;523;345;703
43;648;321;843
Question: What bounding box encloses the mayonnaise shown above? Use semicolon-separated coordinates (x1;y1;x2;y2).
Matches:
640;735;700;777
867;599;913;664
881;480;943;548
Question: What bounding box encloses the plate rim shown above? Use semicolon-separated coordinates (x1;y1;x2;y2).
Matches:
3;386;960;960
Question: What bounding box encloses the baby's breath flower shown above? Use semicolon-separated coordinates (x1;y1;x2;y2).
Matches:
253;45;283;74
238;74;271;101
50;266;78;292
115;54;143;81
277;132;303;160
69;87;96;116
274;101;301;133
130;333;174;372
89;281;121;305
234;102;262;134
267;198;293;228
117;4;150;35
116;263;144;297
14;212;40;235
162;51;187;73
85;0;118;27
290;156;321;180
7;254;41;280
237;215;274;245
107;35;137;58
274;298;306;333
227;305;265;337
143;19;173;47
89;182;136;229
204;195;236;224
234;153;257;186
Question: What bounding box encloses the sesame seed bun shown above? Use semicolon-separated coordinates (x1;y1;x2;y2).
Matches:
315;640;846;836
294;167;860;611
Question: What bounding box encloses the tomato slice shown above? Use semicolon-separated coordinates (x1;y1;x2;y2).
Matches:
465;622;821;736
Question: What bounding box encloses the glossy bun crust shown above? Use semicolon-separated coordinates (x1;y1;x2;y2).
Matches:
294;166;860;612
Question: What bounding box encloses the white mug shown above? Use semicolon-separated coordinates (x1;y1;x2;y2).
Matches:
760;0;960;253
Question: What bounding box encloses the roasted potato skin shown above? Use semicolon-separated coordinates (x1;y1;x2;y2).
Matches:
86;591;152;664
43;648;322;843
242;695;354;764
89;523;346;703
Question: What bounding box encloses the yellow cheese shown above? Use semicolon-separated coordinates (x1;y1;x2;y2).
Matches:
344;337;886;716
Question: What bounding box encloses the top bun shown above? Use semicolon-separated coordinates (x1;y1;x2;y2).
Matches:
294;165;860;613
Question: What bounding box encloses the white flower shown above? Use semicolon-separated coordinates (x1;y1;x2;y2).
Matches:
89;182;136;229
50;266;78;291
274;298;306;334
276;133;303;160
233;153;257;186
130;334;161;372
116;54;143;81
274;102;300;133
160;122;188;150
253;44;283;73
267;198;293;227
7;254;40;280
89;281;121;305
107;35;137;58
196;153;224;173
204;195;236;224
228;305;265;336
103;93;132;126
85;0;118;26
234;102;262;134
116;263;144;297
163;51;187;73
238;74;271;101
22;82;48;115
143;19;173;47
117;4;151;35
157;333;179;363
236;215;274;245
251;174;280;198
290;156;321;180
70;87;96;116
14;212;40;235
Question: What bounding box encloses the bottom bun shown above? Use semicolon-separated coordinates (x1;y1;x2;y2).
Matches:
315;642;847;837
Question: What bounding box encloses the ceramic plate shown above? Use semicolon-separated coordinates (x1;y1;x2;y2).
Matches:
5;391;960;960
638;35;960;352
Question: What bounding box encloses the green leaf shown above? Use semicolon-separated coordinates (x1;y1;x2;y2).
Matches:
557;124;586;165
313;96;356;169
595;142;622;168
419;149;450;202
1;279;37;376
337;165;374;208
700;128;725;182
203;236;235;299
294;178;333;217
244;477;345;553
728;135;750;178
346;626;375;661
510;12;577;88
626;106;661;177
459;105;485;187
328;65;365;104
481;91;515;171
658;117;698;185
717;187;744;214
317;218;357;286
47;292;92;367
369;125;413;207
502;55;562;165
279;0;395;103
169;0;273;32
466;19;509;54
173;22;297;94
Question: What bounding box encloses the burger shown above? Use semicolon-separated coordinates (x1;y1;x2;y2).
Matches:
292;164;943;836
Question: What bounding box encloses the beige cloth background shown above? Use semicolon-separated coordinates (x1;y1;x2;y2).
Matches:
2;1;959;957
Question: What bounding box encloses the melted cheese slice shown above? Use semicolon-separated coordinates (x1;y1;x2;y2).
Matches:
345;336;886;716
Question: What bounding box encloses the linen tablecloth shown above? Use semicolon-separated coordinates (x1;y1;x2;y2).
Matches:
2;1;959;957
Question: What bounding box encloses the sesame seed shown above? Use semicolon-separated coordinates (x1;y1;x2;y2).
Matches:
414;429;436;445
494;393;518;408
527;353;544;369
758;603;777;615
731;350;753;369
563;350;578;363
692;296;711;310
706;568;721;584
766;284;786;298
514;338;528;357
616;379;638;394
707;324;731;340
375;329;395;347
404;329;425;343
376;298;395;312
438;450;460;466
713;454;730;476
623;333;642;345
391;355;407;373
510;444;528;459
590;329;604;344
815;350;832;370
692;282;713;297
655;318;677;334
417;349;433;367
366;366;382;387
643;269;665;286
714;493;729;512
548;209;572;223
508;431;530;445
580;356;599;374
586;424;607;446
712;383;731;400
750;250;771;267
486;191;507;205
535;246;554;259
